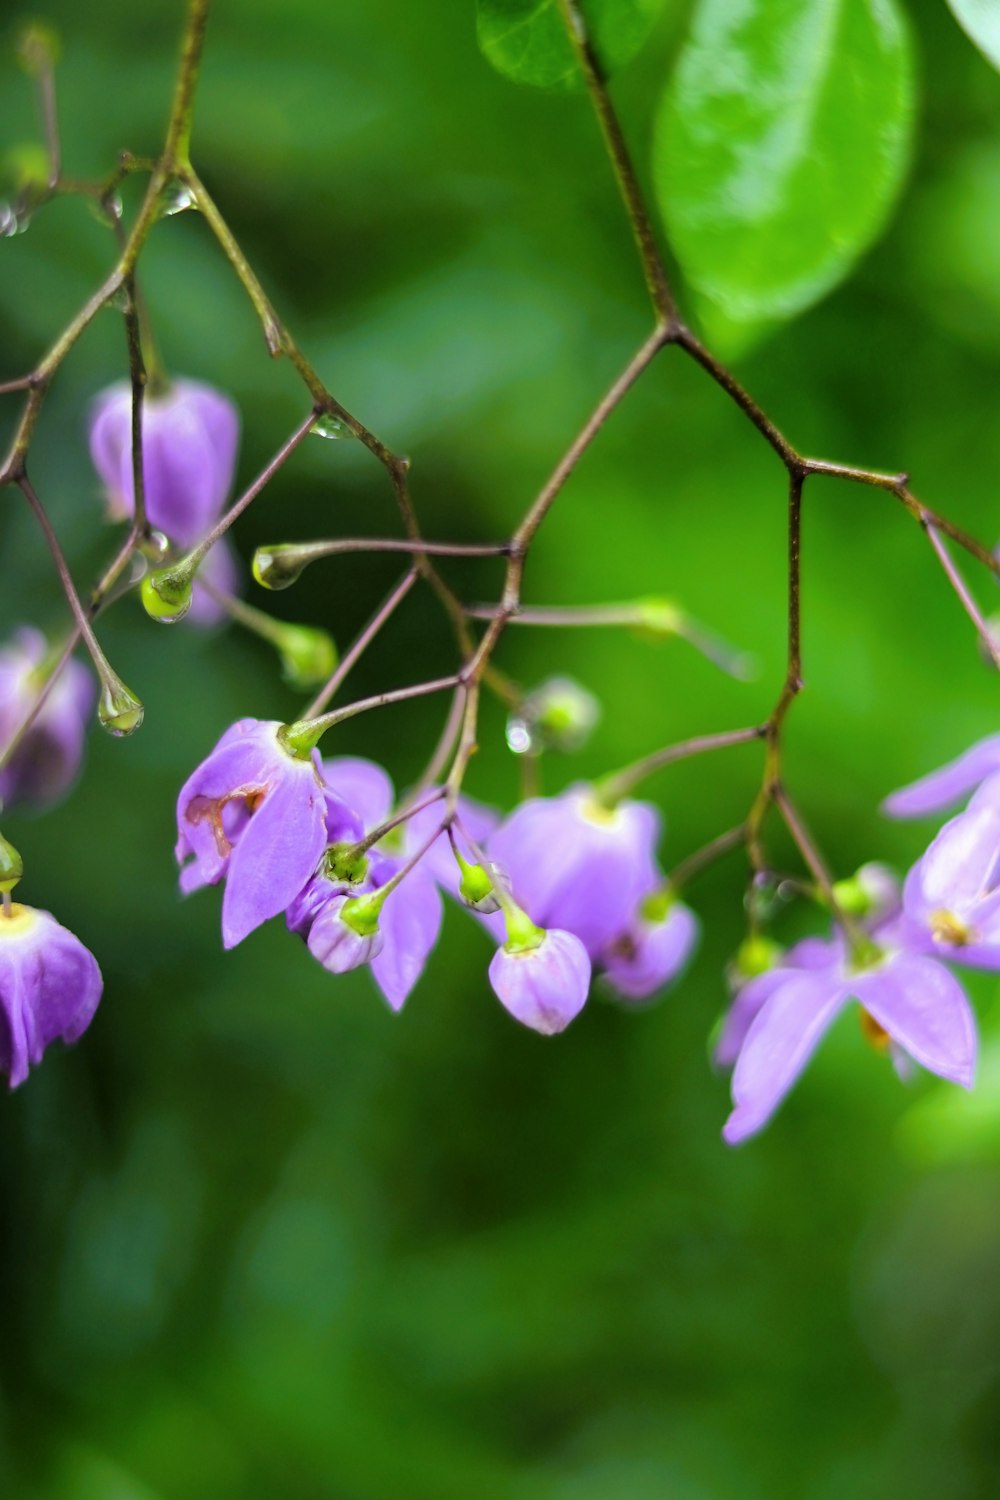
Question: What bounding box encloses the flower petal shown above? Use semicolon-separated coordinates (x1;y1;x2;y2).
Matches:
883;735;1000;818
371;870;443;1011
222;768;326;947
724;971;846;1145
852;953;977;1088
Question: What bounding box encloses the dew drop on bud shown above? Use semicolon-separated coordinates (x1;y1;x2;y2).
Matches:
252;546;306;591
0;201;30;237
141;569;192;624
98;678;144;737
140;529;172;562
310;413;352;441
160;180;198;216
0;834;24;895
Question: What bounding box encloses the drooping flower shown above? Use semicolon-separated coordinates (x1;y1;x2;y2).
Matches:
900;802;1000;969
0;902;102;1087
600;893;699;1003
721;939;976;1145
0;627;94;810
176;718;327;949
488;925;591;1035
89;377;240;547
883;734;1000;819
484;786;660;958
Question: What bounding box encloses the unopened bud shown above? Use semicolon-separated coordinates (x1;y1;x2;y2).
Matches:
15;22;60;77
252;544;308;591
278;625;337;691
831;862;899;921
141;564;193;623
97;676;144;737
731;934;784;982
454;850;510;914
0;834;23;894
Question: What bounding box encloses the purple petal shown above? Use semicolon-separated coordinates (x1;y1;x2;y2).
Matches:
907;805;1000;914
852;953;976;1088
488;928;591;1035
221;767;327;947
370;870;443;1011
321;757;394;831
487;788;661;957
724;971;847;1145
306;895;383;973
883;735;1000;818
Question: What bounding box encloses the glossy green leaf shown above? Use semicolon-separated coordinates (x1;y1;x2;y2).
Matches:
946;0;1000;72
476;0;665;90
654;0;915;323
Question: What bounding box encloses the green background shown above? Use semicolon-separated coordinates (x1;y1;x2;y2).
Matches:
2;0;1000;1495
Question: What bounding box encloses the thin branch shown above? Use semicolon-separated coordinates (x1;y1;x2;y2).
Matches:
924;520;1000;669
302;568;419;718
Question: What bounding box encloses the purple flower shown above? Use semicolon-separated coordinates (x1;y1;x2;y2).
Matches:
722;941;976;1145
0;902;102;1087
176;719;327;949
488;927;591;1035
883;734;1000;818
901;803;1000;969
601;897;699;1003
0;628;94;810
485;786;660;958
89;378;240;548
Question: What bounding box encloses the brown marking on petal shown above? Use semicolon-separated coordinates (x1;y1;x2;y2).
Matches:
930;908;973;946
859;1009;891;1052
608;932;639;962
185;784;268;858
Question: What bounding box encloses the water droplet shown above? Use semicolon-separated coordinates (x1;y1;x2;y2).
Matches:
505;716;535;756
310;413;352;441
0;201;30;237
506;676;600;756
98;678;144;736
252;546;306;591
160;180;198;216
140;529;172;562
109;286;130;312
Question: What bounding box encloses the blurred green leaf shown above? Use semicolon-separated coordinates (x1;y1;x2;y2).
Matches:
475;0;664;89
653;0;915;323
946;0;1000;71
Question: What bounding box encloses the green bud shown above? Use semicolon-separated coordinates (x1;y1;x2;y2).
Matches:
459;861;495;906
141;565;193;623
3;143;48;194
15;22;60;77
341;891;383;938
252;545;308;591
98;677;144;737
278;625;337;691
276;719;322;761
733;934;784;980
0;834;24;895
506;676;600;756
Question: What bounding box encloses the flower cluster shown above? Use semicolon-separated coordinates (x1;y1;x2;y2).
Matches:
712;739;1000;1144
175;723;700;1030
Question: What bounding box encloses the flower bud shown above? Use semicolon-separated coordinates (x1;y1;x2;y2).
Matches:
277;625;337;691
489;927;591;1035
252;545;309;591
141;565;193;623
0;835;23;895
